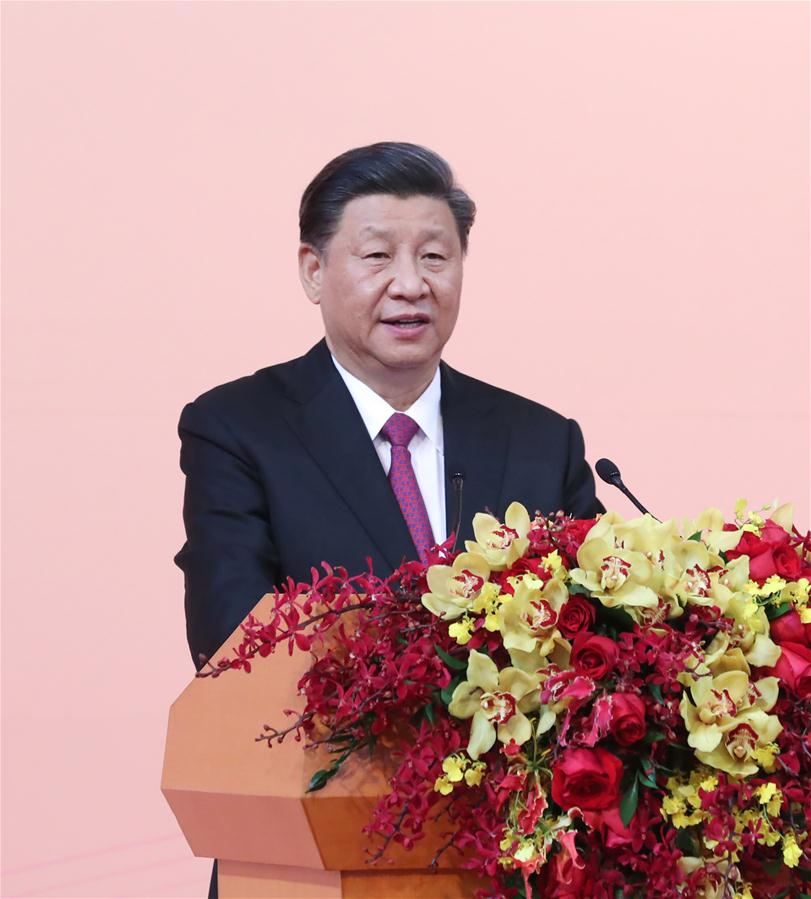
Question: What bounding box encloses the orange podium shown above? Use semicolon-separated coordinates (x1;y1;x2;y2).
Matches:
161;593;485;898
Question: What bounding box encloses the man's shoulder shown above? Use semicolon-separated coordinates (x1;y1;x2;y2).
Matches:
442;364;573;433
182;341;328;422
188;358;294;411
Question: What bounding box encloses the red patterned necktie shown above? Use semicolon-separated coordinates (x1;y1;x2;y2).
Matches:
380;412;435;563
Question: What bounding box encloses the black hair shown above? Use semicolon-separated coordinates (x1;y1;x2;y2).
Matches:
299;142;476;256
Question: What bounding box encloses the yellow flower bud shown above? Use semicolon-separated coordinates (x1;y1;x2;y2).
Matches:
448;617;474;645
782;833;802;868
464;761;486;787
433;775;454;795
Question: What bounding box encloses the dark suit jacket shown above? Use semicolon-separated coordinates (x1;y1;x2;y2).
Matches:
175;338;604;672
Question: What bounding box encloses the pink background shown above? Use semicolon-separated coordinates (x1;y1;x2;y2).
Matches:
2;1;808;896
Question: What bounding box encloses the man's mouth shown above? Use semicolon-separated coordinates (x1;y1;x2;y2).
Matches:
381;314;430;330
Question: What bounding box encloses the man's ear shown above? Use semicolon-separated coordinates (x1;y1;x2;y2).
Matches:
298;244;324;305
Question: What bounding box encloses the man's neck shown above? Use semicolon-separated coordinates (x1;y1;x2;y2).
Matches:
328;346;438;411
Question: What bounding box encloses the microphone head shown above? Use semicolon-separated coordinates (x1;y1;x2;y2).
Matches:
595;458;622;486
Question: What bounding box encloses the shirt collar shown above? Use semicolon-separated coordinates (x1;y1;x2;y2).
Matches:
330;354;443;449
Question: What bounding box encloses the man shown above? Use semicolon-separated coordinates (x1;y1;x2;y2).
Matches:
174;142;602;896
176;140;604;665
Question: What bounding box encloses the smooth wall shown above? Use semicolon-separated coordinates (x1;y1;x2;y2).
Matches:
2;2;808;896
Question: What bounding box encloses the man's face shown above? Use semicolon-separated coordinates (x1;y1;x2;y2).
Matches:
300;193;464;378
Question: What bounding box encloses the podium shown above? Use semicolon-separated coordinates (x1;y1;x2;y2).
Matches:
161;593;486;897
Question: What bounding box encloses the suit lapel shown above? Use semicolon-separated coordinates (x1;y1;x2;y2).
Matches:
441;363;510;544
281;340;417;571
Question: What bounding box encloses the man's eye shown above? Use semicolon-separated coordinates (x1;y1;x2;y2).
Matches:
424;253;445;261
364;252;389;260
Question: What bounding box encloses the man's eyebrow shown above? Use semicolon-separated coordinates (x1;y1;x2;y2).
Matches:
357;225;449;240
418;227;448;241
358;225;392;239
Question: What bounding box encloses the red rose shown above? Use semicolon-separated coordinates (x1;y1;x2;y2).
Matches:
772;642;811;699
727;521;791;583
557;595;597;638
610;693;647;746
571;633;618;681
508;556;551;578
551;747;623;811
769;609;811;646
773;545;803;580
564;518;598;547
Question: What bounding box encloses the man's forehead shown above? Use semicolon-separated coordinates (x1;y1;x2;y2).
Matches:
339;194;454;229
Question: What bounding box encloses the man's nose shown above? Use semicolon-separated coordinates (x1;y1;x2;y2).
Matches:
387;254;428;300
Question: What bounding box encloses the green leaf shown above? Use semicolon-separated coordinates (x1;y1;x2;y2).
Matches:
434;643;468;671
638;757;657;789
641;729;665;744
648;683;664;704
675;828;699;857
688;531;702;542
568;583;591;597
307;768;332;792
306;745;355;793
766;602;791;620
597;604;635;632
762;858;784;878
423;703;436;725
620;776;639;827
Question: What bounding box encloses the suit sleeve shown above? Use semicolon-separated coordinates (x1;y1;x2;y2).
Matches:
174;399;280;670
563;418;605;519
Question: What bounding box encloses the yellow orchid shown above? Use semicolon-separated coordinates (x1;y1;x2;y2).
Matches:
677;858;752;899
507;639;570;675
680;670;751;753
783;832;804;868
569;536;658;612
680;671;779;753
422;552;492;621
464;502;531;570
469;581;506;632
498;576;569;657
612;514;684;574
778;577;811;623
755;782;783;816
433;754;486;793
464;760;487;786
442;753;467;783
695;709;783;777
448;616;474;645
703;595;781;671
734;499;794;535
682;507;746;554
686;556;751;614
671;539;728;607
448;650;540;759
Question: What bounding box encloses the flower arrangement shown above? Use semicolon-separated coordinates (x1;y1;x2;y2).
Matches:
201;500;811;898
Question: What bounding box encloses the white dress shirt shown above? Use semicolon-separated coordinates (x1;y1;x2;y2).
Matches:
330;355;447;544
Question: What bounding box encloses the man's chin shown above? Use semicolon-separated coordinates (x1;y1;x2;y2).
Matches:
374;344;442;373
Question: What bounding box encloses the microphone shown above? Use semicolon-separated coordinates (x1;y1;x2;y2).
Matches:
449;472;465;553
595;458;659;520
